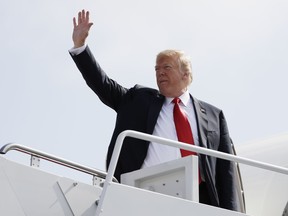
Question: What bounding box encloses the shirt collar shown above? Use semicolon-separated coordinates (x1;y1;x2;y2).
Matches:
165;91;190;107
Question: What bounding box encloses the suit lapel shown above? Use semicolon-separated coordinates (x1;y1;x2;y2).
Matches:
192;96;208;148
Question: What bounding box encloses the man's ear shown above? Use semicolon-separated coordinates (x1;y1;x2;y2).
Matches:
182;71;189;80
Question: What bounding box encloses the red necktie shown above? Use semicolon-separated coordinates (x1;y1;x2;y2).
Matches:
172;97;196;157
173;98;202;183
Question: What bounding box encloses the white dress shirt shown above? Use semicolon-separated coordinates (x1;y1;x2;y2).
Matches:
142;91;199;168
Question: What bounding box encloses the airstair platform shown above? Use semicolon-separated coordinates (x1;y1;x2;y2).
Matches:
1;130;287;216
0;155;246;216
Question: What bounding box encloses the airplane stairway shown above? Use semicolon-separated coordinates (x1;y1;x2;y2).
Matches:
1;130;287;216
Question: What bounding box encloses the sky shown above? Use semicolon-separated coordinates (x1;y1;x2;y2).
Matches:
1;0;288;183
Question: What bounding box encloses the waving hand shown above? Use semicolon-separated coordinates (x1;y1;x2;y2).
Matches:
72;10;93;48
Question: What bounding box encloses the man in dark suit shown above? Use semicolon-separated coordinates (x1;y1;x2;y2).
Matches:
70;10;241;212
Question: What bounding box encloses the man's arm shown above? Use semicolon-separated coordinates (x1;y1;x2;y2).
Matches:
217;111;240;211
70;10;128;111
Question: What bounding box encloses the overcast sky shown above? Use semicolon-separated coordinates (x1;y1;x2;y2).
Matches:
1;0;288;183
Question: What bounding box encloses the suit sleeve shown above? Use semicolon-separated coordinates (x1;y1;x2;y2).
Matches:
216;111;240;211
70;46;127;111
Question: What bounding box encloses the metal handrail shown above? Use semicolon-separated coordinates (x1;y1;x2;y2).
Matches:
0;143;118;183
95;129;288;215
104;130;288;188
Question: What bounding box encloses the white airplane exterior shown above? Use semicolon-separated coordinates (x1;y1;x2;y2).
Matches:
0;130;287;216
236;133;288;216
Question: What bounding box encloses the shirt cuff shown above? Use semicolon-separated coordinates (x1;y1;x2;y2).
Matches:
69;44;87;56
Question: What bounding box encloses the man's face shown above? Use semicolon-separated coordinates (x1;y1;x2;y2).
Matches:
155;56;188;97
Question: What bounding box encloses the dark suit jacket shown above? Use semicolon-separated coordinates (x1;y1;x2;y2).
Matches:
71;46;240;211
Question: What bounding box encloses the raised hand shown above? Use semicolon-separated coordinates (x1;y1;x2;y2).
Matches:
72;10;93;48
